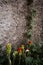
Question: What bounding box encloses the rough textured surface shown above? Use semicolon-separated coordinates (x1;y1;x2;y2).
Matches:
0;0;43;46
0;0;27;45
32;0;43;43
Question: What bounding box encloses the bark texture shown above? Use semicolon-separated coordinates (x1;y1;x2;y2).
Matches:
32;0;43;44
0;0;43;47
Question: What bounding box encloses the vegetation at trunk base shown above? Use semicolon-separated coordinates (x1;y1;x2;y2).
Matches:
0;42;43;65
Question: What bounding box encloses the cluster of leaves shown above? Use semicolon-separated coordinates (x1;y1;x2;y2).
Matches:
0;42;43;65
25;5;36;40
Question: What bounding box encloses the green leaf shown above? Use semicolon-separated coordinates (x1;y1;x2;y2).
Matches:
25;57;33;65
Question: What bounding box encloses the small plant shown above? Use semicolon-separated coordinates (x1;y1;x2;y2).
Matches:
6;43;12;65
0;42;43;65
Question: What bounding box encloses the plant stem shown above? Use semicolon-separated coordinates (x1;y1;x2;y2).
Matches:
19;56;21;65
8;55;11;65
